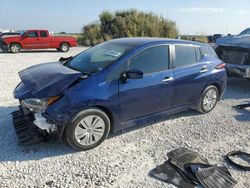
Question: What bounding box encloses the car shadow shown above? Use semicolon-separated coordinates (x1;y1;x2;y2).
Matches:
223;78;250;100
108;110;200;139
234;106;250;122
0;105;199;162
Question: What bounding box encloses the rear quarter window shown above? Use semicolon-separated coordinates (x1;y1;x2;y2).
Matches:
201;45;218;57
40;31;48;37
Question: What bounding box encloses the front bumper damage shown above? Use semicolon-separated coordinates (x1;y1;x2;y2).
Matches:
12;106;57;146
0;38;9;51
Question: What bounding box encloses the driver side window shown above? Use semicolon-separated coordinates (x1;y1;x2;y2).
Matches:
27;31;38;38
128;45;169;74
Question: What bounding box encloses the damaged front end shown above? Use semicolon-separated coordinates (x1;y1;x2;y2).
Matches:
12;98;58;145
215;45;250;79
12;62;83;145
0;38;9;52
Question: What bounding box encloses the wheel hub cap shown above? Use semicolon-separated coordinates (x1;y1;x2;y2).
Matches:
12;45;19;52
74;115;105;146
62;45;68;51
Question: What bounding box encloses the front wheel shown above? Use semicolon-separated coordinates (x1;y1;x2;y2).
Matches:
10;43;21;53
66;108;110;151
196;85;219;113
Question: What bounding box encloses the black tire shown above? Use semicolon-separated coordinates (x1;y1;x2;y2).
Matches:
56;48;60;51
10;43;21;53
60;43;69;52
196;85;219;113
65;108;110;151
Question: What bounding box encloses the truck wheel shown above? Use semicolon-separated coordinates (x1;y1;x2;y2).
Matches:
10;43;21;53
66;108;110;151
196;85;219;113
60;43;69;52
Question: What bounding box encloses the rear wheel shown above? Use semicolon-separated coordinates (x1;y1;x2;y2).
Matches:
196;85;219;113
66;108;110;151
10;43;21;53
60;43;69;52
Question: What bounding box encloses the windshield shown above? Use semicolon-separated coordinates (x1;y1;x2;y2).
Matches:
20;30;27;36
65;42;132;73
240;28;250;35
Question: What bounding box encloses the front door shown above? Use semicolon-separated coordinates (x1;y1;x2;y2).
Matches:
22;31;40;49
118;45;174;122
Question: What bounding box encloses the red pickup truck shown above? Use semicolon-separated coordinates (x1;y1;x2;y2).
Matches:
0;30;77;53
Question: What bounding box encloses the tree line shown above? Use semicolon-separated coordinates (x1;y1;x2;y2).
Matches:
78;9;179;46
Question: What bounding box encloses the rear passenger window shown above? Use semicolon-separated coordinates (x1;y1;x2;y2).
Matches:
40;31;47;37
128;46;169;74
174;45;197;68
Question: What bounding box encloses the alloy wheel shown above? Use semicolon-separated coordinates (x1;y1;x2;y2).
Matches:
203;88;218;111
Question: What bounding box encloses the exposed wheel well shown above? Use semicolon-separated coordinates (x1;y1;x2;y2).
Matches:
60;42;70;47
10;42;22;49
209;83;222;99
94;105;114;131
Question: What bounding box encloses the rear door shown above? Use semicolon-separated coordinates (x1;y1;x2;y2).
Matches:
22;31;40;49
172;45;208;107
118;45;174;122
37;31;51;48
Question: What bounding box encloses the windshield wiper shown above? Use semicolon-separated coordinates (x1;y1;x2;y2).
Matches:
59;56;73;63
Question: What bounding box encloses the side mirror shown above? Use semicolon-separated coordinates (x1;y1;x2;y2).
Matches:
121;69;143;83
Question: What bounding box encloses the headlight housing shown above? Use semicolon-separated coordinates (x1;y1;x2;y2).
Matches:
21;96;60;112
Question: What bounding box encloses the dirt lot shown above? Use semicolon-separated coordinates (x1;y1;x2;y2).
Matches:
0;47;249;188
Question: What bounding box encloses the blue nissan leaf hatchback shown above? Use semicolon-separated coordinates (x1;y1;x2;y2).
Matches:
13;38;226;150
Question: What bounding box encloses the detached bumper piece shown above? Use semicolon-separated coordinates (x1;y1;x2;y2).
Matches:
226;65;250;78
150;148;237;188
12;110;46;146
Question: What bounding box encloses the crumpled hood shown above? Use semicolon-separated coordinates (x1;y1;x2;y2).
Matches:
216;34;250;49
16;62;82;98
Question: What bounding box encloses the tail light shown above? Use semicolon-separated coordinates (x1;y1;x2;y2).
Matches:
215;63;226;69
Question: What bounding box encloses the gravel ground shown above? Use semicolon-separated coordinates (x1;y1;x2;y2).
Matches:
0;47;249;188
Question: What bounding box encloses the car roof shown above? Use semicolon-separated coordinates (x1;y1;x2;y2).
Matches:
107;37;207;48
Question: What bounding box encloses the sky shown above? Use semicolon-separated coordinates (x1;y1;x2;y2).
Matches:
0;0;250;35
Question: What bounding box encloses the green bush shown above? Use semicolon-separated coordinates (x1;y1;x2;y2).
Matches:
81;9;179;46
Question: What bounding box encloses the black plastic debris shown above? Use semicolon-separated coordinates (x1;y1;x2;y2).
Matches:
149;148;237;188
226;151;250;171
234;103;250;109
12;110;45;145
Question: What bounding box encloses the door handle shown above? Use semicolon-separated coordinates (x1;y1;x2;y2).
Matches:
200;66;208;73
162;76;174;83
